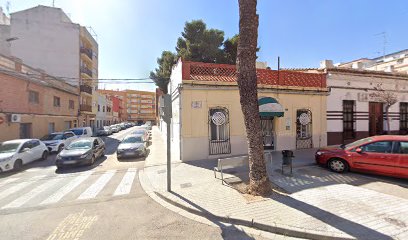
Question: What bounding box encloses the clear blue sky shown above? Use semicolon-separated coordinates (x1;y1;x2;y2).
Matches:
3;0;408;91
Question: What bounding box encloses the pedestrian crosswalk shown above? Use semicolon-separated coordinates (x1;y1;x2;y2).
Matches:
0;168;139;210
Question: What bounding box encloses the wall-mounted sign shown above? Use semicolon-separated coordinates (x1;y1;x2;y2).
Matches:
285;117;291;130
191;101;202;109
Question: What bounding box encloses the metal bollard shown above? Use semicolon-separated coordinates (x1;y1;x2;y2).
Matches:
281;150;294;175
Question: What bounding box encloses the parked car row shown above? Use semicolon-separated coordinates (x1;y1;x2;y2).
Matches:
96;122;138;136
117;123;152;160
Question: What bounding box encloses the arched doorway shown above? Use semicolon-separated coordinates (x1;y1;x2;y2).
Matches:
258;97;284;150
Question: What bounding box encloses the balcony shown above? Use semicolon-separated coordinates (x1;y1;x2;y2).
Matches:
80;104;92;112
80;47;93;60
81;66;93;78
80;84;93;95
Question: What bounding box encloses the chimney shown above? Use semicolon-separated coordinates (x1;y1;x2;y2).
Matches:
320;60;334;69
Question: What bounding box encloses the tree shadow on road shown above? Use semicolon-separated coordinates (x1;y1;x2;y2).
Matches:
159;191;257;240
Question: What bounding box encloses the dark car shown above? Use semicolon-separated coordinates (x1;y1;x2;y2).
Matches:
117;134;147;159
56;137;105;169
315;135;408;179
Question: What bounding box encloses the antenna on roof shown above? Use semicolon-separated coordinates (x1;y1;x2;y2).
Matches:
6;1;10;14
52;0;55;7
374;32;387;61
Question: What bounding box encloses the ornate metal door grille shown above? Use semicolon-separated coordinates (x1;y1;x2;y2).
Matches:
296;109;313;149
209;107;231;155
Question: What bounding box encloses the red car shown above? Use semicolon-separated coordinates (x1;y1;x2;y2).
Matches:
315;135;408;179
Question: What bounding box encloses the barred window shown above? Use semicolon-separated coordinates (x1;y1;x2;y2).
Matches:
343;100;355;139
400;102;408;134
28;90;39;104
209;107;231;155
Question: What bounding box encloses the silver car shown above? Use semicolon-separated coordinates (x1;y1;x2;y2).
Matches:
56;137;105;169
117;134;147;159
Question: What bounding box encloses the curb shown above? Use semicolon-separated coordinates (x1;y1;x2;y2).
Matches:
139;169;354;240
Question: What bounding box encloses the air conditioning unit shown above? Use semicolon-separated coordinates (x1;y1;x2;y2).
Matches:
10;114;21;123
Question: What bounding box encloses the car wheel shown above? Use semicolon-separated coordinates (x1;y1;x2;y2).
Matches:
41;151;49;160
57;145;64;153
90;155;95;166
13;159;23;171
328;158;349;173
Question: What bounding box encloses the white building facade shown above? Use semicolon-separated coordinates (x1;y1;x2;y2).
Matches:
314;62;408;145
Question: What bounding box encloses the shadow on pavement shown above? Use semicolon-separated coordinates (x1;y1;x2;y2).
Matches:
269;193;394;240
55;155;109;174
163;191;256;240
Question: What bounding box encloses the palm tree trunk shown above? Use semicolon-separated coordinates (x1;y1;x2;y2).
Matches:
237;0;271;196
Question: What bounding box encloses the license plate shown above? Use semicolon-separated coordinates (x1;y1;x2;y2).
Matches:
64;160;76;164
124;152;134;156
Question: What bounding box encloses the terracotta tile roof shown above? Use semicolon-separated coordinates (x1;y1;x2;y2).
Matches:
182;61;326;88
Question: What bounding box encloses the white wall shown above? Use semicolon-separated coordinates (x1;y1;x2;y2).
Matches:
9;6;80;85
0;25;10;55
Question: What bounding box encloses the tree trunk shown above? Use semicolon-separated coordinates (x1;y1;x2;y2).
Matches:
386;105;390;134
236;0;271;196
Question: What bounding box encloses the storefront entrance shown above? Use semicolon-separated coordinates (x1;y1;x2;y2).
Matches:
261;116;274;150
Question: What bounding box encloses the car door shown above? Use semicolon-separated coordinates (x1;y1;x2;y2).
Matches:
63;132;75;145
97;138;105;156
18;141;33;164
392;141;408;178
30;140;43;160
352;141;396;175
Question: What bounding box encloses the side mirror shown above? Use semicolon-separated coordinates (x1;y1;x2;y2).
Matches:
355;148;363;153
21;147;30;152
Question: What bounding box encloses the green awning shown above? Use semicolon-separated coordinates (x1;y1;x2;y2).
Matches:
258;97;284;117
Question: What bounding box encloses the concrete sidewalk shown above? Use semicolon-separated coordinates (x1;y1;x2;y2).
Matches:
140;127;408;240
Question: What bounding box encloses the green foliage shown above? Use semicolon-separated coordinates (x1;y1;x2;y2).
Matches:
150;51;177;94
151;20;259;92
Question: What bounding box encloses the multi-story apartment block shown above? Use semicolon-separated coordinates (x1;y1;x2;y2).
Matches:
99;89;156;124
0;5;98;128
0;54;79;142
95;92;113;131
337;49;408;74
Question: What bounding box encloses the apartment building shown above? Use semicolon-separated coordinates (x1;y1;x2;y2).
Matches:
99;89;156;124
338;49;408;74
95;92;113;131
0;54;79;142
0;5;98;128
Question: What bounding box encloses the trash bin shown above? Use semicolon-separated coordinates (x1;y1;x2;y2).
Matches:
281;150;294;174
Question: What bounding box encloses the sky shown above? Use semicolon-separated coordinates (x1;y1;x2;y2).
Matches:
2;0;407;92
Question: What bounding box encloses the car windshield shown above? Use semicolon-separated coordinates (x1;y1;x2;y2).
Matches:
70;129;83;135
66;141;92;150
41;134;63;141
104;127;110;130
122;136;143;143
344;137;373;149
132;130;145;134
0;143;20;153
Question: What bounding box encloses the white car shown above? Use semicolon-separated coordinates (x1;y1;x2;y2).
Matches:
0;139;49;172
40;131;76;153
68;127;93;138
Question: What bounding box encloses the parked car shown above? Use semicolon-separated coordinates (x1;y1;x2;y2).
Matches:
111;125;120;133
97;126;112;136
40;131;76;153
68;127;93;138
131;128;150;142
117;134;148;159
0;139;49;172
315;135;408;179
56;137;105;169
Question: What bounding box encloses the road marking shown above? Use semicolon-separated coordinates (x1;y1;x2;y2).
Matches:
0;177;20;188
113;168;137;196
0;175;45;201
77;170;116;200
2;177;63;209
41;171;94;205
46;210;98;240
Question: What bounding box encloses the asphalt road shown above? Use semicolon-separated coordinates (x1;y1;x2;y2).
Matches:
0;127;272;240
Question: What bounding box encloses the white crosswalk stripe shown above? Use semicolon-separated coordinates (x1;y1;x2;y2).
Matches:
0;175;46;201
40;171;94;205
0;177;20;188
77;170;116;200
113;168;137;196
2;177;63;209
